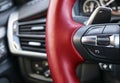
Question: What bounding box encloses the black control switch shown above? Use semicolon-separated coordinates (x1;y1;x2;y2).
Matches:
97;35;110;46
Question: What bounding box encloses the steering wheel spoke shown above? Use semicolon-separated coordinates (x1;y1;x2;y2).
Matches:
46;0;84;83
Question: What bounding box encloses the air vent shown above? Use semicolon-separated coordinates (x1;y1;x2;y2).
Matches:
18;19;46;53
8;12;46;58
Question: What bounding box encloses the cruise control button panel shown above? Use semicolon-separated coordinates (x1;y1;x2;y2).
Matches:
82;25;120;61
73;24;120;63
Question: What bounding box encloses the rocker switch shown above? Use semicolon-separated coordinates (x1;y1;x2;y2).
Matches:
97;35;110;46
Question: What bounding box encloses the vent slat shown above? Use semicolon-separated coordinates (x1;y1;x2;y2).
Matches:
22;46;46;53
19;26;45;31
19;24;45;28
21;41;45;47
20;38;45;42
19;29;45;32
18;34;45;38
19;32;45;35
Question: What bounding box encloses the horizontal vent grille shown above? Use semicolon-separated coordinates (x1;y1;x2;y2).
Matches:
18;19;46;53
19;24;45;35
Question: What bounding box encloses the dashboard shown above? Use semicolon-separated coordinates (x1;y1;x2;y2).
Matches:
78;0;120;16
5;0;120;83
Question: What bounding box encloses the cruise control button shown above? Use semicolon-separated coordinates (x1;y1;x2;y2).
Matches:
44;69;50;78
85;46;105;58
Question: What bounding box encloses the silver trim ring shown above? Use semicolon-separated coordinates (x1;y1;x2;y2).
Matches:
7;12;47;58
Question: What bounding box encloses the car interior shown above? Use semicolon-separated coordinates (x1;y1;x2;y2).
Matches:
0;0;120;83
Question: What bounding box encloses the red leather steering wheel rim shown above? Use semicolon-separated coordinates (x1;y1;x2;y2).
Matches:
46;0;84;83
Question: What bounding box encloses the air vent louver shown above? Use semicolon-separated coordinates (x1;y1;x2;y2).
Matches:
18;19;46;53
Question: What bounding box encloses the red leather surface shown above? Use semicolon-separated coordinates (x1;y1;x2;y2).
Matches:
46;0;84;83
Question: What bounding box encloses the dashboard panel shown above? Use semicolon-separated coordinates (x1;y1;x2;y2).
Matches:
78;0;120;16
6;0;120;83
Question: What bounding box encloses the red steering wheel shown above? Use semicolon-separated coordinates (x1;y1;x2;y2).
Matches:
46;0;84;83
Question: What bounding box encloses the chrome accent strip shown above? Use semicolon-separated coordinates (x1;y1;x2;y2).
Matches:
28;42;41;46
31;26;44;30
110;34;119;48
17;34;46;38
81;36;97;46
7;12;47;58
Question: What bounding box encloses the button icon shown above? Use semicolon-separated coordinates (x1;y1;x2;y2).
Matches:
94;49;100;55
103;64;108;69
35;64;39;68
